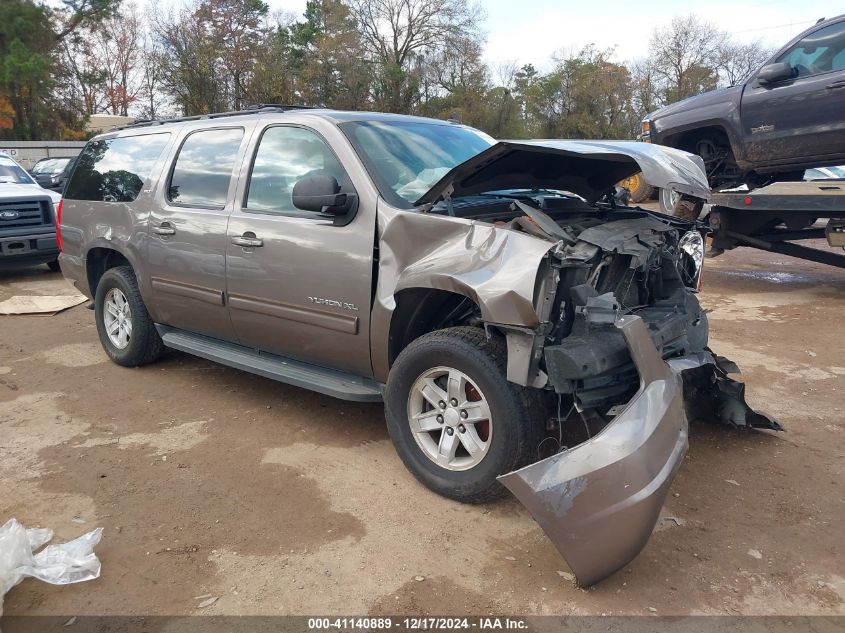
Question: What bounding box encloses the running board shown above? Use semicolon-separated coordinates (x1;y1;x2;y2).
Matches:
157;326;383;402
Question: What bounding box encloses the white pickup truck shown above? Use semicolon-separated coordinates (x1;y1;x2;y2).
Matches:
0;152;62;270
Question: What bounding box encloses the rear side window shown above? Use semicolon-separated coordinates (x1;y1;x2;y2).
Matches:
168;128;244;208
64;133;170;202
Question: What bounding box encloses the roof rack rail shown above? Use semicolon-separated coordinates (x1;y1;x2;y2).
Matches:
245;104;317;111
119;104;315;130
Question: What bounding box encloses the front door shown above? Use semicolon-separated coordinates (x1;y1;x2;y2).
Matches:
225;124;374;376
742;18;845;165
146;126;249;340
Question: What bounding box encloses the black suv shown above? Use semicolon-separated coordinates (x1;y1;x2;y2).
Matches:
643;14;845;189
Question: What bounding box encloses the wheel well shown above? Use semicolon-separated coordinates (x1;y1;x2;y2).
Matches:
670;126;733;156
86;247;131;295
388;288;483;366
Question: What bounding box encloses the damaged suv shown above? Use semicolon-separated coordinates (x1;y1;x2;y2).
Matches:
57;107;777;586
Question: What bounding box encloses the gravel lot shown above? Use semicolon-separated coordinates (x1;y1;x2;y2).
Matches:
1;244;844;617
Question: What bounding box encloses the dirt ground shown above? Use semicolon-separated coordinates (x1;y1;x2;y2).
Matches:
1;244;844;618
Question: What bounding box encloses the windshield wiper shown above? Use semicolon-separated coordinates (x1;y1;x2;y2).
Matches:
477;189;563;200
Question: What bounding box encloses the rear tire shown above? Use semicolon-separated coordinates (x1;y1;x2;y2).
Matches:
94;265;164;367
46;259;61;272
384;327;547;503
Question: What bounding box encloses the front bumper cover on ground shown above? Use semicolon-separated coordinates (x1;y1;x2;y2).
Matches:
498;314;777;586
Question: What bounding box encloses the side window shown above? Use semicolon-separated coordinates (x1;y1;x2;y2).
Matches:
777;21;845;77
64;133;170;202
245;126;351;216
168;128;244;208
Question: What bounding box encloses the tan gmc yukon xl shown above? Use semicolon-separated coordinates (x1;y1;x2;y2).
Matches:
58;106;778;585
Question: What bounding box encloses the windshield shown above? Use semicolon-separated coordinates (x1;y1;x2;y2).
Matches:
0;155;36;184
32;157;72;174
340;120;494;206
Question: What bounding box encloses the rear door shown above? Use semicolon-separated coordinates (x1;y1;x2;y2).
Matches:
742;18;845;165
146;126;251;340
225;123;374;376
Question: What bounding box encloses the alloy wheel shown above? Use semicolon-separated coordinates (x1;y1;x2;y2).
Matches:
103;287;132;349
407;366;492;472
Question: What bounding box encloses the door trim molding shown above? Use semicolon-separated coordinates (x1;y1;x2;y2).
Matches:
151;277;224;305
227;292;359;335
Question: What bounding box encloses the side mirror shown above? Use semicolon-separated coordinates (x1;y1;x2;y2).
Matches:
292;174;350;215
758;62;795;86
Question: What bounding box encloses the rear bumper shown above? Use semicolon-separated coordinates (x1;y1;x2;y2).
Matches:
57;252;91;298
0;231;58;266
499;314;776;586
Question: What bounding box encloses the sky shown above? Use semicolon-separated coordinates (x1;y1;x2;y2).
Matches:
151;0;845;71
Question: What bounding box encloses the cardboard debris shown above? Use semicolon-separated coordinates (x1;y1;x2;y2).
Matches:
0;294;88;315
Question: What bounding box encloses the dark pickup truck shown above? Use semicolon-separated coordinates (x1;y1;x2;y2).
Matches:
642;14;845;192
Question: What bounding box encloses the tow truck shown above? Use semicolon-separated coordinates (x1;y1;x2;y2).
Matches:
707;181;845;268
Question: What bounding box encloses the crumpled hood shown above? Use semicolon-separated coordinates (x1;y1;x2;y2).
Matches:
0;181;61;204
415;139;710;206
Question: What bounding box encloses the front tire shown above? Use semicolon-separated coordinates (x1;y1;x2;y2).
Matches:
384;327;546;503
687;134;741;189
94;265;164;367
659;188;704;221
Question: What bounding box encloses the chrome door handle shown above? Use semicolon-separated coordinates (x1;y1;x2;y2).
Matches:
153;222;175;236
826;80;845;90
231;234;263;248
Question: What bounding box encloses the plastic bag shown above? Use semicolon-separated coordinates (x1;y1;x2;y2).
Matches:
0;518;103;616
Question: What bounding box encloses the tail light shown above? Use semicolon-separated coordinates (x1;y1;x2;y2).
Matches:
55;199;63;251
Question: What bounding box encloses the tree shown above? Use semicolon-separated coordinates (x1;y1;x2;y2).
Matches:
417;32;489;125
54;2;144;119
0;0;120;140
54;0;121;42
195;0;269;109
473;62;524;138
0;2;790;143
716;39;772;87
518;47;638;140
1;0;58;139
629;57;662;119
0;97;14;130
244;20;298;105
57;24;108;117
97;4;144;116
137;30;168;119
154;3;230;115
154;0;271;115
648;15;726;103
289;0;370;109
347;0;484;113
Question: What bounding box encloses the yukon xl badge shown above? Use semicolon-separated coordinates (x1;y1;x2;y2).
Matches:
307;296;359;311
0;210;20;220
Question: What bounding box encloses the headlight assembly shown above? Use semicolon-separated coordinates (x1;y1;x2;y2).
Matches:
679;230;704;290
